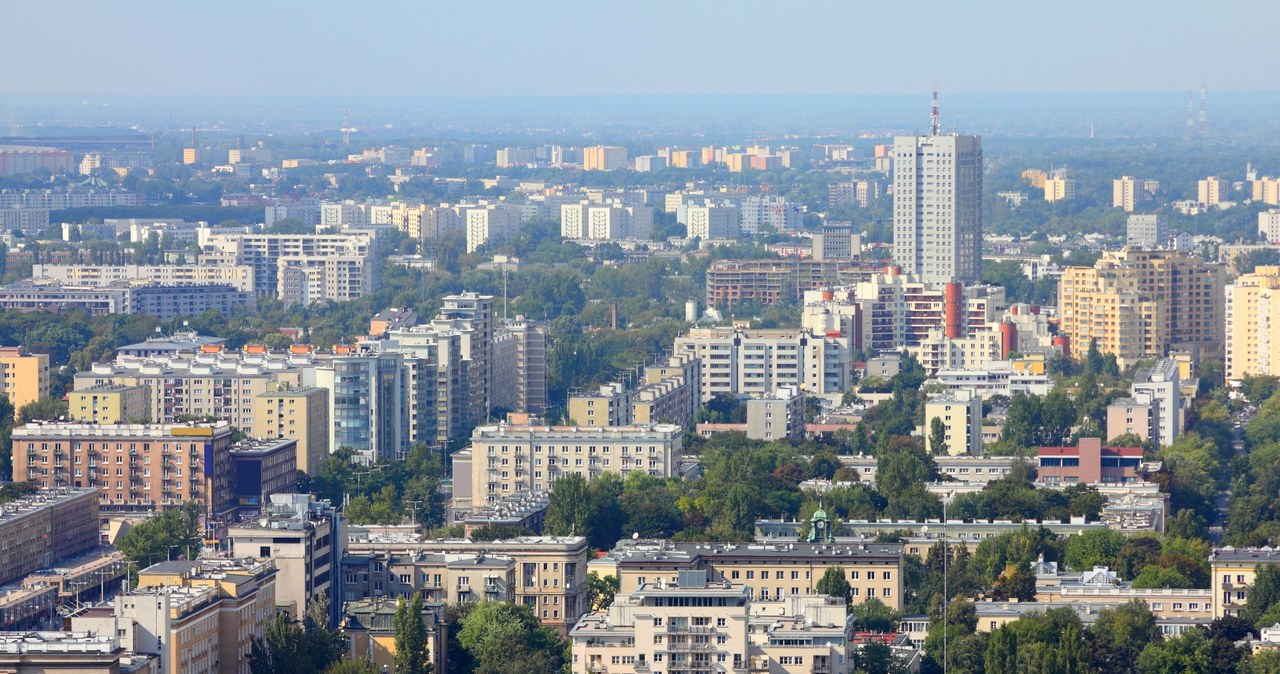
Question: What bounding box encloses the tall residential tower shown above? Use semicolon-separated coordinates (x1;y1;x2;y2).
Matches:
892;134;983;284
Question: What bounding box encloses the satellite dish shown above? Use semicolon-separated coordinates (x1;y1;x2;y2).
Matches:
632;532;640;540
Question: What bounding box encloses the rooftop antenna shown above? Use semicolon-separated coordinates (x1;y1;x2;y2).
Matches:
930;86;940;137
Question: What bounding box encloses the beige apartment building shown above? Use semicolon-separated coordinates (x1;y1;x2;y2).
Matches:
1226;265;1280;381
1114;175;1139;211
11;422;235;518
227;494;344;623
68;384;151;423
1044;176;1076;202
250;385;329;475
0;346;49;415
77;558;277;674
344;532;589;633
582;146;628;171
674;327;852;403
592;540;905;611
924;390;983;456
1199;175;1229;207
1058;248;1225;368
1210;547;1280;619
0;487;100;586
571;574;855;674
568;355;699;429
451;423;682;511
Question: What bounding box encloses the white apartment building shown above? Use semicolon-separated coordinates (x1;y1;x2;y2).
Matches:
910;326;1002;377
465;204;522;253
451;423;683;510
892;134;983;283
197;229;377;303
32;264;256;293
1126;214;1168;250
561;202;654;240
1260;210;1280;244
685;202;741;239
571;576;857;674
931;364;1055;399
740;195;802;234
674;327;851;402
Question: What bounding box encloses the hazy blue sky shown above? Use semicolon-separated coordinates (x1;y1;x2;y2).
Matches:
3;0;1278;97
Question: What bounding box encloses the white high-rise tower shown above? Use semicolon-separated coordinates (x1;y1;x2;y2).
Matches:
892;133;983;283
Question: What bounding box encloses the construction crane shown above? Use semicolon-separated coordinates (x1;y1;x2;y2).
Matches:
341;108;358;146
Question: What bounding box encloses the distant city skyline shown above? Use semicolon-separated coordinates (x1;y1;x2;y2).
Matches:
3;0;1279;98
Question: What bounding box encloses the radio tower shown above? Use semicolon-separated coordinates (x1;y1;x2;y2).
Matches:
1186;94;1195;135
931;87;940;136
341;108;354;146
1199;81;1207;135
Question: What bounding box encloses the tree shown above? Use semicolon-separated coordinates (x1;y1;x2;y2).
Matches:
1134;628;1213;674
855;641;901;674
456;602;568;674
321;661;380;674
469;525;534;541
393;592;431;674
985;626;1019;674
1064;528;1127;571
851;596;900;632
1247;564;1280;627
1089;600;1162;674
587;572;620;611
816;566;853;605
249;613;307;674
990;563;1036;601
116;501;202;584
544;473;592;540
18;396;67;422
928;416;948;455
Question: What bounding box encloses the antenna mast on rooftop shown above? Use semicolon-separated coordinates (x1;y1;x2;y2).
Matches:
930;87;940;137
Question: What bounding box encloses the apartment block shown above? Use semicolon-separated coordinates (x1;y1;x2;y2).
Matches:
583;146;628;171
33;264;257;293
1058;248;1225;368
1260;210;1280;243
1114;176;1140;212
75;350;310;430
593;540;905;610
674;327;851;402
745;385;805;441
464;204;522;253
1226;265;1280;380
1198;176;1229;207
684;202;740;239
491;318;548;415
0;346;49;414
1119;358;1184;448
1210;547;1280;618
68;384;151;424
0;282;254;320
228;493;346;626
0;487;99;586
924;390;983;456
1044;176;1075;202
803;271;1006;354
1036;438;1142;485
88;558;278;674
704;259;874;308
893;134;983;284
11;422;235;519
1126;214;1168;250
572;574;856;674
450;423;683;511
229;438;298;514
250;386;329;475
740;195;802;234
811;224;861;261
312;346;420;464
560;202;654;240
197;230;378;304
344;533;590;633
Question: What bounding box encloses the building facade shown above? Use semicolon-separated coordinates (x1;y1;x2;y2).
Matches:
892;134;983;284
0;346;49;415
0;487;100;586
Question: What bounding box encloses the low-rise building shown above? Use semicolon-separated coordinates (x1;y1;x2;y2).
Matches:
0;632;137;674
571;572;857;674
344;533;589;633
1036;438;1143;485
1210;547;1280;619
930;364;1054;399
592;539;905;611
341;596;448;673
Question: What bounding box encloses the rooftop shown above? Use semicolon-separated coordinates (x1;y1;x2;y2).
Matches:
0;631;120;655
